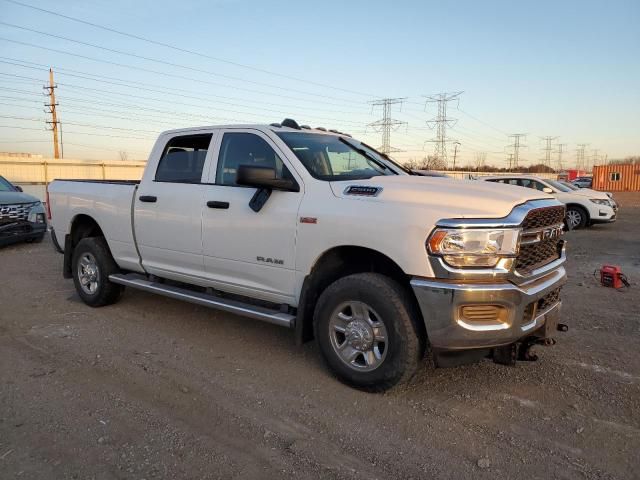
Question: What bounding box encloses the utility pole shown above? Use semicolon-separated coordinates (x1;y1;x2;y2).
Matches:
540;136;557;169
507;134;527;170
423;91;462;168
555;143;567;171
43;68;61;159
368;98;407;154
576;143;588;170
452;141;460;170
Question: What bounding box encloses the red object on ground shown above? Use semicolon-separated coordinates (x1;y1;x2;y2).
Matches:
600;265;625;288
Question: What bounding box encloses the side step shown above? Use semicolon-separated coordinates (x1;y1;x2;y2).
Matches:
108;273;295;328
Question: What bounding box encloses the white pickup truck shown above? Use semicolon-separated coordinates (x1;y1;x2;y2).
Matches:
48;119;568;390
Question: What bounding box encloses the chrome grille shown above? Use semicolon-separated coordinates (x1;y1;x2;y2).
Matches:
516;206;565;275
521;206;565;229
0;202;36;224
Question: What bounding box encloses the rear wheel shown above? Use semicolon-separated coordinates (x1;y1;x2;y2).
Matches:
566;206;588;230
72;237;123;307
314;273;423;392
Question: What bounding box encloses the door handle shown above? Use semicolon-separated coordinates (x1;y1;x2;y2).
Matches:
139;195;157;203
207;201;229;209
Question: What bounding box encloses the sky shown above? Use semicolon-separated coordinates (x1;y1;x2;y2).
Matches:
0;0;638;168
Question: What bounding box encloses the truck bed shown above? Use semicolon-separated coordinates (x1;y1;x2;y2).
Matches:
48;179;143;272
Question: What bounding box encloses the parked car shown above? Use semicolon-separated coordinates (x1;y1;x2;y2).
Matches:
48;120;568;391
558;180;618;211
480;175;616;229
572;177;592;188
0;175;47;247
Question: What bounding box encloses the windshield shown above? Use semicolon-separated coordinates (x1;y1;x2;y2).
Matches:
277;132;398;181
560;181;579;190
546;180;573;192
0;176;15;192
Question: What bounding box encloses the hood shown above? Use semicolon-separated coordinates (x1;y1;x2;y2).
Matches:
330;175;552;218
567;188;609;200
0;190;40;205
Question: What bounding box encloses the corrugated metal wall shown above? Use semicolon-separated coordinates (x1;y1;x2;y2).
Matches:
593;164;640;191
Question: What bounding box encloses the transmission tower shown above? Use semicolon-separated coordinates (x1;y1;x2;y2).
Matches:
43;68;61;158
507;134;527;170
507;153;515;171
590;149;600;170
540;136;557;169
368;98;407;154
424;91;463;167
576;144;588;170
555;143;567;171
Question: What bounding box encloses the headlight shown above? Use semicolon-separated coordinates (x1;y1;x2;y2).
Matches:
590;198;610;206
27;202;45;223
427;228;520;268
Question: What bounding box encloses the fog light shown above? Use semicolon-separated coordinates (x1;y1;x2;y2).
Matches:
36;213;45;223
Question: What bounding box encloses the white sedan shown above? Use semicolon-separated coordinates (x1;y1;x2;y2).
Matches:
480;175;616;230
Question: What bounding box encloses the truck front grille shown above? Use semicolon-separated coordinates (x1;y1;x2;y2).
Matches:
0;202;36;224
515;206;565;275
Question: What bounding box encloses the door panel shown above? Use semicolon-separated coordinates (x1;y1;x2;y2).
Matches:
201;129;303;303
134;132;215;278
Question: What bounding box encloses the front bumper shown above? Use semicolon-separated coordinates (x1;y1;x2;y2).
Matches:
0;220;47;247
411;266;566;350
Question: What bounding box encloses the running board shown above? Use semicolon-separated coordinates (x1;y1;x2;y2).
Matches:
108;273;294;328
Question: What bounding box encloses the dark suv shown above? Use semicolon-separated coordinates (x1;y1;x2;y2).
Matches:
0;175;47;247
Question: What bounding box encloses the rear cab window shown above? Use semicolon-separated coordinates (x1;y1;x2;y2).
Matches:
155;134;213;183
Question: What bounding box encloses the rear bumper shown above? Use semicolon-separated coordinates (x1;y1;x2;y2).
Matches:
410;266;567;350
0;221;47;247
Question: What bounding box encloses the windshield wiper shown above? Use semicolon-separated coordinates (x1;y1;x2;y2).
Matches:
338;137;394;173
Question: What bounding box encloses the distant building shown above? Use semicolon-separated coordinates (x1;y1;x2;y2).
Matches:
592;164;640;191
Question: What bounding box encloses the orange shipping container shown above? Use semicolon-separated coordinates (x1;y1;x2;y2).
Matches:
592;164;640;192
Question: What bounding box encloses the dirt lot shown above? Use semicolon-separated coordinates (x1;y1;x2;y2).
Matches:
1;194;639;480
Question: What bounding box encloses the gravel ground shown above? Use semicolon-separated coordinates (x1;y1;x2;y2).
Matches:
1;193;639;479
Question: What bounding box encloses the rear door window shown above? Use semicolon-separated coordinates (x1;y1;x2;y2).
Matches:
155;134;213;183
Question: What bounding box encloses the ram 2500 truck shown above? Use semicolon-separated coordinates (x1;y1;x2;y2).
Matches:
48;119;568;391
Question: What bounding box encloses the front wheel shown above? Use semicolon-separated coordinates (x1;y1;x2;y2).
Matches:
314;273;424;392
566;206;588;230
72;237;124;307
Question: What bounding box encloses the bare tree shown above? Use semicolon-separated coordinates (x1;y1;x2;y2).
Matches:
119;151;128;162
474;152;486;171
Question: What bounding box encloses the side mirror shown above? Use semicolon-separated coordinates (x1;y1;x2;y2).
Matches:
14;185;23;192
236;165;299;192
236;165;299;213
542;187;553;194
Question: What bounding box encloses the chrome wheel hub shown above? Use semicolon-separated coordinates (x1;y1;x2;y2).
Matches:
329;301;388;372
78;252;100;295
567;209;582;228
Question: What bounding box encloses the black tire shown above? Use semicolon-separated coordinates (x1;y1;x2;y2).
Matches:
72;237;123;307
314;273;423;392
566;205;588;230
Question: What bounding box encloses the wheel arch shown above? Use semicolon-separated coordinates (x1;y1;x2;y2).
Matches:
565;202;590;227
295;245;425;345
63;214;107;278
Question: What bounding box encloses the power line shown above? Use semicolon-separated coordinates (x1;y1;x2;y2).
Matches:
1;0;377;98
368;98;407;154
0;21;371;104
0;37;368;107
424;91;463;166
0;57;368;114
